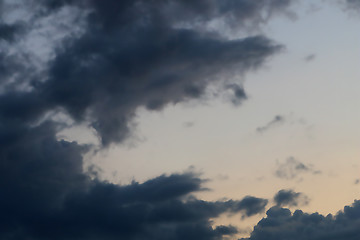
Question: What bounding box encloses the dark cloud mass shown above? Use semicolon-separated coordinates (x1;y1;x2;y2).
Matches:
0;0;295;239
242;200;360;240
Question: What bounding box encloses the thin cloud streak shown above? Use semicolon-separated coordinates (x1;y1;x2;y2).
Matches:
256;115;286;133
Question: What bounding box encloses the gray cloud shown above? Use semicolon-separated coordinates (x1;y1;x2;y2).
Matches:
256;115;286;133
275;157;321;180
273;189;310;207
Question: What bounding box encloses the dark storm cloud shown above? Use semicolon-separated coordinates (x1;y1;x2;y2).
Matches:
241;200;360;240
256;115;285;133
275;157;321;180
273;189;310;207
0;1;296;239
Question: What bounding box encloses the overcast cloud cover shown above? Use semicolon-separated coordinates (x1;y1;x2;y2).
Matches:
0;0;359;239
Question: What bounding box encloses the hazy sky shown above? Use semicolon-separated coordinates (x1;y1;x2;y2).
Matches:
1;0;360;239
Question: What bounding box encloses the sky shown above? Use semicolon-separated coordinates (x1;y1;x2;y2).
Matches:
0;0;359;239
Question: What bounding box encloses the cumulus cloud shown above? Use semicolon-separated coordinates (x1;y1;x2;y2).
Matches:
273;189;310;207
241;200;360;240
275;157;321;180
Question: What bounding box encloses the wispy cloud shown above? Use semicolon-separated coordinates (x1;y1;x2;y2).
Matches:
304;54;316;62
256;115;286;133
275;157;321;180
